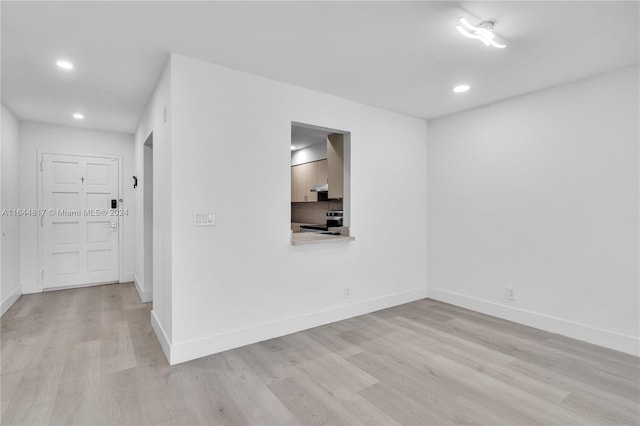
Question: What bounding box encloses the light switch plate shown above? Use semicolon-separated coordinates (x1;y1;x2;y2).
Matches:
194;212;215;227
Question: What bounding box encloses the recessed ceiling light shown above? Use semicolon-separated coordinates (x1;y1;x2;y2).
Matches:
290;145;296;150
456;17;506;49
56;60;74;70
453;85;470;93
73;113;84;120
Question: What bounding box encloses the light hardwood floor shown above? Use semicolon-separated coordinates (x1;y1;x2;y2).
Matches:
1;283;638;425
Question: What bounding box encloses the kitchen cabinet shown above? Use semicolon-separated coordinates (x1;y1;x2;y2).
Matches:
327;133;344;199
303;161;318;202
291;164;307;202
291;159;327;202
317;158;328;187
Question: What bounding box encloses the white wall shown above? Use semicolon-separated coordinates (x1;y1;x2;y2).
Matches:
19;122;136;293
427;65;639;355
1;105;22;315
291;142;327;166
134;59;172;351
160;53;427;364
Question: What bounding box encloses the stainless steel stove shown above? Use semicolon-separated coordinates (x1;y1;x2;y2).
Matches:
299;210;343;235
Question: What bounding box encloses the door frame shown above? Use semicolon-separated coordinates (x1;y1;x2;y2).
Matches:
37;150;125;291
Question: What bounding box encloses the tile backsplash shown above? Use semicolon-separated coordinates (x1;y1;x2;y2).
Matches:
291;200;343;224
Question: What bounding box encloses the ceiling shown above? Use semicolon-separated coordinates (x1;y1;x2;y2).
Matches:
2;1;638;134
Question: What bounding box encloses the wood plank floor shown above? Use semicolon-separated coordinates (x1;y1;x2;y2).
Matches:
1;283;638;425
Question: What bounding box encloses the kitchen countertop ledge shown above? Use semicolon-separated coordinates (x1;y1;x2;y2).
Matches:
291;233;355;246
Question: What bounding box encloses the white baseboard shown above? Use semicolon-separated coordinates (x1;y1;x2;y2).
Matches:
150;309;171;363
21;285;41;295
44;280;118;292
428;288;640;357
168;286;428;365
120;272;135;283
133;274;152;303
1;286;22;317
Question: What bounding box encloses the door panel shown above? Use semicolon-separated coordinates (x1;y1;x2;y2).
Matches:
54;252;79;276
53;161;80;184
86;193;110;210
87;222;109;242
86;162;110;185
41;153;119;289
53;192;79;210
87;250;110;272
53;222;78;246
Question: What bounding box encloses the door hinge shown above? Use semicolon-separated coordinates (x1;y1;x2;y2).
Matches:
40;215;44;226
41;270;44;280
40;161;44;171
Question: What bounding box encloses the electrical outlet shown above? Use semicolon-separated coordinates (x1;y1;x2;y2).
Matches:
194;212;215;227
506;287;515;301
344;287;351;299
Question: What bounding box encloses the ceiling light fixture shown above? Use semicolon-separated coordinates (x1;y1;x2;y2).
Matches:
456;17;506;49
73;113;84;120
56;60;74;70
453;85;470;93
290;145;296;150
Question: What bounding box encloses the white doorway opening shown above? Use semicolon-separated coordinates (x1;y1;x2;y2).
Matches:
143;133;153;297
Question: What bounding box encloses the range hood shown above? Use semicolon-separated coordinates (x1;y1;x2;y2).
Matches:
310;183;329;192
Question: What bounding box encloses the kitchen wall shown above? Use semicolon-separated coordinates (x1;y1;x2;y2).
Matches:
158;53;427;364
1;105;21;315
18;121;136;294
134;58;172;347
291;199;343;224
291;142;326;166
427;65;639;355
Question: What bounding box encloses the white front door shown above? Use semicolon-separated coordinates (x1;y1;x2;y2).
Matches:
41;153;120;289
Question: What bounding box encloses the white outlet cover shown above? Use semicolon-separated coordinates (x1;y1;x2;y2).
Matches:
506;287;515;300
194;212;215;226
